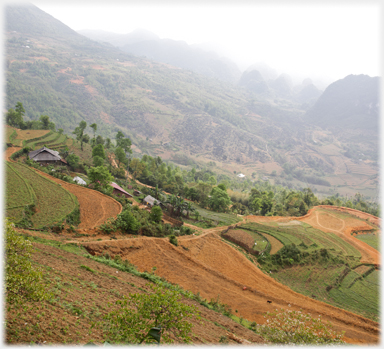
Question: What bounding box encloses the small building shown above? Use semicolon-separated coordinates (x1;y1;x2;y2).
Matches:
237;173;246;178
133;189;142;196
142;195;162;207
28;146;67;165
73;176;86;185
111;182;133;198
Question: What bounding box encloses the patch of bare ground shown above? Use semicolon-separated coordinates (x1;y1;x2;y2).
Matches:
81;228;379;344
6;240;264;345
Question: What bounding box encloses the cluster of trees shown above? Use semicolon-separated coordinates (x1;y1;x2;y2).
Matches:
6;102;56;131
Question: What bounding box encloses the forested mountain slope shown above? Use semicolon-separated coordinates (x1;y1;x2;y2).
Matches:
5;4;379;200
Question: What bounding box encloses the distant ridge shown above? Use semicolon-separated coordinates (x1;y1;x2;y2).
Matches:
306;74;379;132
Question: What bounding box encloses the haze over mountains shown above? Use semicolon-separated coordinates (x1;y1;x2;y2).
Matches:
79;28;331;91
5;3;380;200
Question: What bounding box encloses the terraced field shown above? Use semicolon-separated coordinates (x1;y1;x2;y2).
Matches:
8;161;78;228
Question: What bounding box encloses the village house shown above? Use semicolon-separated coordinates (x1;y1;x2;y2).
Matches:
133;189;142;196
142;195;163;207
111;182;133;198
28;146;67;166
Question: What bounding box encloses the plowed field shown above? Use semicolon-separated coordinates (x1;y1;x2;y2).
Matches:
81;206;380;344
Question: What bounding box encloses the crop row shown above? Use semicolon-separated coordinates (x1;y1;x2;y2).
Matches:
6;162;35;210
10;162;78;228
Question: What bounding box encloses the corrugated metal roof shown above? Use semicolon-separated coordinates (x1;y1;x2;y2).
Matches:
111;182;133;197
143;195;161;206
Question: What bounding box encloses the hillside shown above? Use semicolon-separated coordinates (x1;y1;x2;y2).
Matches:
5;4;379;200
4;127;380;344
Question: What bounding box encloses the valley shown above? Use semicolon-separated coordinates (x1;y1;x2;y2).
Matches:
4;3;380;346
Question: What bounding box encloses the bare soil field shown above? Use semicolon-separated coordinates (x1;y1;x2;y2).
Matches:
6;241;263;345
81;225;379;344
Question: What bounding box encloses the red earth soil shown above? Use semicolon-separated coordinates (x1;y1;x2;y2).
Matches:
82;207;380;344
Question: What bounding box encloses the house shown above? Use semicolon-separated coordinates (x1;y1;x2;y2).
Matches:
142;195;162;207
133;189;142;196
111;182;133;198
28;146;67;165
237;173;246;178
73;176;86;185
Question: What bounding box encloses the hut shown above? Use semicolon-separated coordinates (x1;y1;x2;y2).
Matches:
142;195;162;207
111;182;133;198
133;189;142;196
28;146;67;166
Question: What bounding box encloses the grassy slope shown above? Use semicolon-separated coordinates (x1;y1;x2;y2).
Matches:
9;162;78;228
5;235;263;345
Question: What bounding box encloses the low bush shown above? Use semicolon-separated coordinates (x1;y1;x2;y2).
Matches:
258;308;344;344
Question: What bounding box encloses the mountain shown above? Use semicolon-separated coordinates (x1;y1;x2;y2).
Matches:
306;74;379;131
5;4;379;199
79;29;242;84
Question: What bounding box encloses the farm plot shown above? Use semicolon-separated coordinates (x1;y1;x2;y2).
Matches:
240;222;361;263
355;233;379;251
329;270;379;321
190;204;242;227
224;228;268;253
9;162;78;228
272;263;379;321
5;162;35;209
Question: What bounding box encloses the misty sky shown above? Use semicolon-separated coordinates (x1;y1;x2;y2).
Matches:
27;1;382;84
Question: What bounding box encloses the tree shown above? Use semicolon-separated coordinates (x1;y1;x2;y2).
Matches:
115;209;140;233
103;283;199;344
114;146;127;167
150;205;163;223
93;155;104;167
73;121;87;151
90;123;97;139
92;144;106;160
66;153;80;169
5;219;47;306
208;186;231;212
105;138;112;149
6;108;23;128
39;115;50;129
87;166;113;189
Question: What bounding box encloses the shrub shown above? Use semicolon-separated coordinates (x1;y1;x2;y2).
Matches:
258;308;344;344
150;206;163;223
169;235;178;246
5;219;48;305
102;283;199;344
115;209;140;234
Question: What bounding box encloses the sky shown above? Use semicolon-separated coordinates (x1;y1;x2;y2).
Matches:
29;0;381;86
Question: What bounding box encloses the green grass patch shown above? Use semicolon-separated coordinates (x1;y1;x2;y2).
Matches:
355;233;379;251
272;264;379;321
9;162;78;228
6;162;35;209
189;203;242;227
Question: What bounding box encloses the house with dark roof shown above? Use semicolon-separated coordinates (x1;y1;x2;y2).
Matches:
28;146;67;165
111;182;133;198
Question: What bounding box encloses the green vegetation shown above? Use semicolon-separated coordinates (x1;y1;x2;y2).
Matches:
8;162;79;229
5;219;48;306
102;284;199;344
355;233;379;250
259;308;344;344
